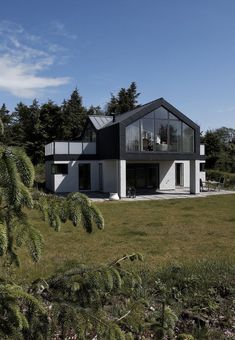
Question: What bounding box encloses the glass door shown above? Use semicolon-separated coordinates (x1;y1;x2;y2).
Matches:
175;163;183;186
79;164;91;190
126;164;159;190
98;163;103;191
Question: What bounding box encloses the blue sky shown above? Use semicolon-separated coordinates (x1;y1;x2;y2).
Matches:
1;0;235;131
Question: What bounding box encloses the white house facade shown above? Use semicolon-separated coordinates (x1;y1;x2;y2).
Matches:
45;98;206;197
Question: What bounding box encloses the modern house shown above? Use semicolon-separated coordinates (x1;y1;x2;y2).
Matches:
45;98;205;197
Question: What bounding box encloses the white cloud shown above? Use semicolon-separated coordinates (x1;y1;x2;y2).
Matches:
50;21;77;40
217;107;235;114
0;20;71;98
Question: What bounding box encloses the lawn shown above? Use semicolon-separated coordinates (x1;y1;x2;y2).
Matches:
11;194;235;284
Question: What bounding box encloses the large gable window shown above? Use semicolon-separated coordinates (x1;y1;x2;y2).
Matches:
126;107;195;153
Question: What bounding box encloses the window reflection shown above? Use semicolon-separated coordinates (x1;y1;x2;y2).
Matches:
125;106;195;153
169;121;181;152
126;121;140;151
155;121;168;151
83;123;96;142
141;119;154;151
154;107;168;119
182;123;194;152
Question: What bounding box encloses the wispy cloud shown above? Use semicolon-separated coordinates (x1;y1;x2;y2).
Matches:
217;106;235;114
50;21;77;40
0;20;70;98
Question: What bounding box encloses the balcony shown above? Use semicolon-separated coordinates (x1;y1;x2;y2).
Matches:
45;141;96;156
200;144;205;156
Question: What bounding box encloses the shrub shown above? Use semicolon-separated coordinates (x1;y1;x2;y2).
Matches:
206;169;235;188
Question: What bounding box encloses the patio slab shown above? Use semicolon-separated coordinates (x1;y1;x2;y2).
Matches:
87;189;235;202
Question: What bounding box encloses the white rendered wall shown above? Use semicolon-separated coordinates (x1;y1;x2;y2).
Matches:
159;161;175;190
47;158;205;194
118;160;126;198
175;160;190;187
52;161;100;193
174;160;205;189
54;161;78;193
190;160;200;194
102;160;119;193
45;161;54;191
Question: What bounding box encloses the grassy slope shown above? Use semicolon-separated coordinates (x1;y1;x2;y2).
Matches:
13;194;235;284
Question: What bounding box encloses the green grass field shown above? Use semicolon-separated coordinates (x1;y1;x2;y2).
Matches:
11;194;235;284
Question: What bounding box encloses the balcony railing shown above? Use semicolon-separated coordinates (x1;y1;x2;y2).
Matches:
45;141;96;156
200;144;205;156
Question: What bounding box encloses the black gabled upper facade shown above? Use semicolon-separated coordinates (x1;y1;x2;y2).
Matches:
95;98;202;161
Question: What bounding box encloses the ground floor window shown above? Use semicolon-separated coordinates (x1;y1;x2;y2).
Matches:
126;163;159;191
51;164;68;175
200;163;205;172
79;164;91;190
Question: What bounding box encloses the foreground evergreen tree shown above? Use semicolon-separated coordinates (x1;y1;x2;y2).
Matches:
0;282;47;339
0;121;104;266
32;253;144;339
0;145;42;266
0;120;106;339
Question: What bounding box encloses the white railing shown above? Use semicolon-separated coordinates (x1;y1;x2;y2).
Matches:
45;141;96;155
200;144;205;156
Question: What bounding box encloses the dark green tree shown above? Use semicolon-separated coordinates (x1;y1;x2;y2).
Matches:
87;105;104;116
10;102;31;147
11;100;46;164
26;100;44;164
106;82;140;115
0;104;12;145
202;127;235;172
9;89;89;164
40;100;61;141
61;88;88;138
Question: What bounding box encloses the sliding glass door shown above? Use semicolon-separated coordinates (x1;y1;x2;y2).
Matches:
126;163;159;190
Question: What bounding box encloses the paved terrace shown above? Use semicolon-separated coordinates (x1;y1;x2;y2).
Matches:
86;189;235;202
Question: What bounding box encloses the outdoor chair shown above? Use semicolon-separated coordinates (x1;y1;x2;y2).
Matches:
200;178;207;192
200;178;203;192
127;186;136;198
218;177;225;191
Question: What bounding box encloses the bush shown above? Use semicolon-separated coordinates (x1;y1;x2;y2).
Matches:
206;169;235;188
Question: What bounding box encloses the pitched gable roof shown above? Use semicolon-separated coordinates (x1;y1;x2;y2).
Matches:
102;97;199;130
88;98;199;132
88;115;113;130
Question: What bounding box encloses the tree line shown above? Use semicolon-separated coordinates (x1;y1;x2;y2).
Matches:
0;82;234;173
0;82;140;164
